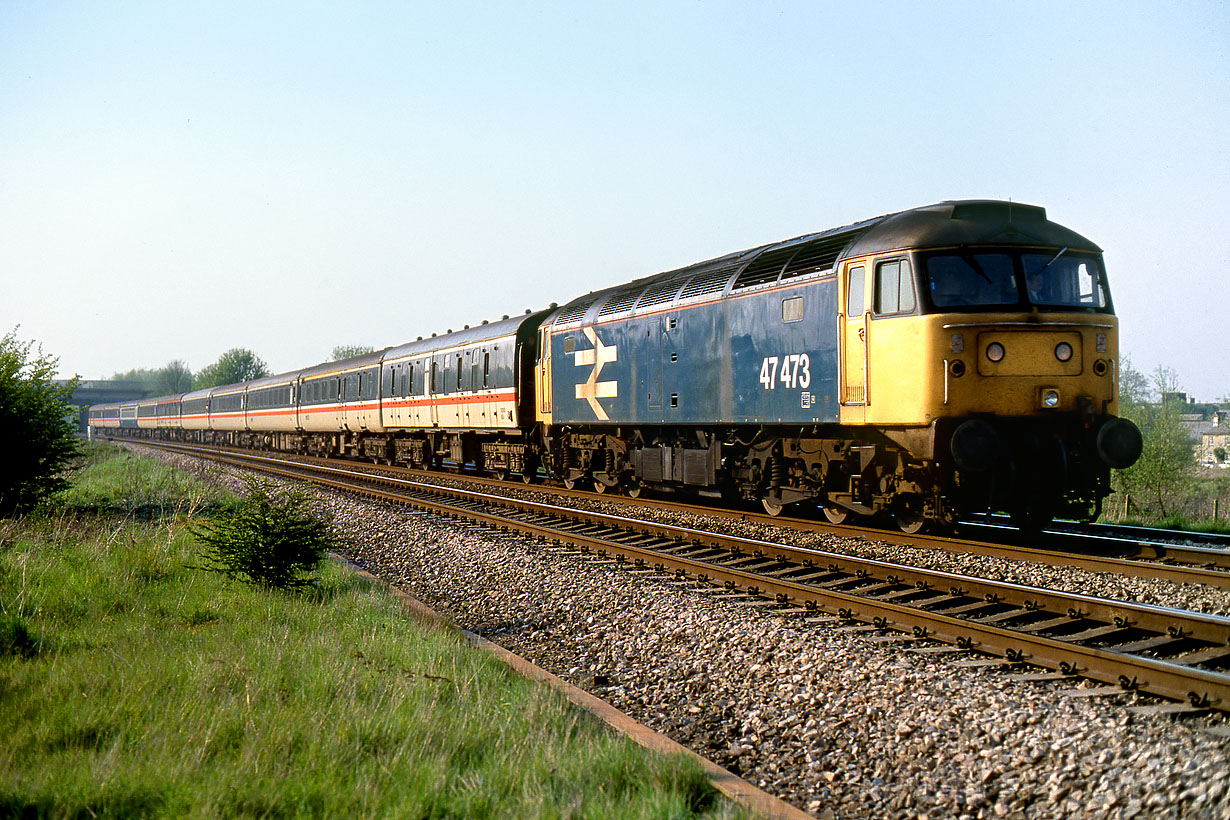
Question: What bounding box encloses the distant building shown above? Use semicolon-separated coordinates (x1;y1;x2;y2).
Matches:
1200;410;1230;467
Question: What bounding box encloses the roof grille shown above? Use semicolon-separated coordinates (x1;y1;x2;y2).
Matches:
679;264;737;299
597;289;640;317
732;248;796;290
636;278;686;309
554;296;598;325
780;229;866;279
733;227;870;290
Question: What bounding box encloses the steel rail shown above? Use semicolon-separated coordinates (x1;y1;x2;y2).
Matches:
143;442;1230;711
131;437;1230;589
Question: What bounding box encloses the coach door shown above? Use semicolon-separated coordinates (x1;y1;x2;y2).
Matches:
840;261;869;422
428;359;440;427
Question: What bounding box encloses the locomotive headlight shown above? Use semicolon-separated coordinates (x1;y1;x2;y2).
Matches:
986;342;1006;363
1042;389;1060;408
1054;342;1073;362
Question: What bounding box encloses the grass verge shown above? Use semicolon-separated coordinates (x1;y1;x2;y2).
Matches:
0;444;746;819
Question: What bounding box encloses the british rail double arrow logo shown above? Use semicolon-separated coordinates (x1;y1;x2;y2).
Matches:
574;327;618;420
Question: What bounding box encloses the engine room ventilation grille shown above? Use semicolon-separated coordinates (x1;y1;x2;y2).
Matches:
780;229;866;279
597;289;641;317
732;247;798;290
678;264;738;300
732;226;870;290
554;296;598;325
636;278;687;309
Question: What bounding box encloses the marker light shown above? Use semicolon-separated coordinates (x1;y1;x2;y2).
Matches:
986;342;1006;363
1042;389;1060;408
1055;342;1073;362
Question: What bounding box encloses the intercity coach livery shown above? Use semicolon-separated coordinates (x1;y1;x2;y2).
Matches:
91;200;1142;531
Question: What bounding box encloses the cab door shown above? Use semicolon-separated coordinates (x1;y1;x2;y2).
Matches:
840;261;869;423
537;326;553;421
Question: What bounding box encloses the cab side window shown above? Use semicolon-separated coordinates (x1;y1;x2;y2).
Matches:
846;265;865;316
874;259;916;315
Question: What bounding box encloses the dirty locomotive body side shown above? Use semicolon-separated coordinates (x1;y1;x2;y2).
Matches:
90;201;1140;530
537;201;1141;529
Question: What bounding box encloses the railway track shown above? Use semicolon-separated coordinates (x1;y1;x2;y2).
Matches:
131;439;1230;713
116;437;1230;589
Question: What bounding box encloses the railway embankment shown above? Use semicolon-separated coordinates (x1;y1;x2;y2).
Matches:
0;444;751;819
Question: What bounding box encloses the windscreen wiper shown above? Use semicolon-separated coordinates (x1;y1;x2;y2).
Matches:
1036;246;1068;275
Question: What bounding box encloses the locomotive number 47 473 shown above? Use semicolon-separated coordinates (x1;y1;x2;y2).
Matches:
758;354;811;390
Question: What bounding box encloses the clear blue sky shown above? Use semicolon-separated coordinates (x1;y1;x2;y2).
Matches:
3;1;1227;400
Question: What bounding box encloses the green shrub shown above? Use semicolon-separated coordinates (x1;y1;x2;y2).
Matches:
0;329;81;516
192;477;336;590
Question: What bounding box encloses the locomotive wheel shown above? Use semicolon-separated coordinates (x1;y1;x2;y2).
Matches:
762;497;785;516
626;482;644;499
894;509;926;534
520;470;536;484
893;496;927;534
593;480;610;494
491;469;508;482
821;504;848;525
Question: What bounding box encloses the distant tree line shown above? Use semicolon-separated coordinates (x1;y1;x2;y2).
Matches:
109;349;271;392
109;343;378;394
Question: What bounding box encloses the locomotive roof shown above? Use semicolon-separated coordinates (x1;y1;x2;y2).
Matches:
841;200;1101;259
546;199;1101;328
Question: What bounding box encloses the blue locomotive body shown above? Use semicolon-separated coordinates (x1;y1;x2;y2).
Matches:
548;275;841;427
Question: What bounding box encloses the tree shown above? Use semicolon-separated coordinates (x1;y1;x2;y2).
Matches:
0;329;81;516
108;366;160;389
194;348;269;388
329;344;374;361
109;360;195;394
153;360;194;394
1113;358;1198;519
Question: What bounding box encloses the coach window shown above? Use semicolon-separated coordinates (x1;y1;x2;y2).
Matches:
430;362;438;394
483;352;490;387
874;259;916;315
456;355;463;391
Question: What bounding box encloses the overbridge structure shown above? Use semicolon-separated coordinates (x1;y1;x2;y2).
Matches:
57;380;154;433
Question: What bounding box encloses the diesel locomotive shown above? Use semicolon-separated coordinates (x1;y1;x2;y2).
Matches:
90;200;1143;531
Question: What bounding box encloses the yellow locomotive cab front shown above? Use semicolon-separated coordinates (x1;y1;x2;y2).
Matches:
838;236;1141;527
